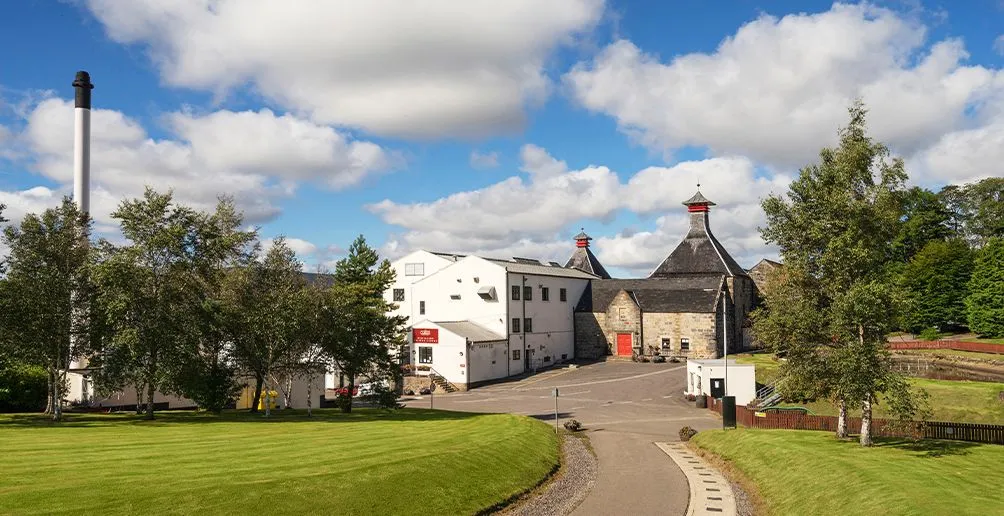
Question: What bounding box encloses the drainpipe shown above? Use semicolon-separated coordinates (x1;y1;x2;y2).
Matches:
522;275;527;374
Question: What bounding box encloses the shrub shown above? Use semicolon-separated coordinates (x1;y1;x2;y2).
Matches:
403;389;414;396
670;357;680;363
684;393;696;402
0;362;48;413
918;327;942;341
678;426;698;441
361;383;403;410
639;356;651;363
563;419;583;432
652;355;666;363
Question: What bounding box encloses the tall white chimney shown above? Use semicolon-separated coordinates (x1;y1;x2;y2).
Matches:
72;71;93;214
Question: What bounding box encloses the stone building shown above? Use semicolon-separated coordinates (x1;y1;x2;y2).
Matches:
748;258;783;295
572;190;757;360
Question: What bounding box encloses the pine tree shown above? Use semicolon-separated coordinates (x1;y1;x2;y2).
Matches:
965;238;1004;338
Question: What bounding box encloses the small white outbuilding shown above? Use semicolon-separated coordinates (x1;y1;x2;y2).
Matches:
684;359;757;406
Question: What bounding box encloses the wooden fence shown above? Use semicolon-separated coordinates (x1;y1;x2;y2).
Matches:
707;398;1003;445
888;340;1004;354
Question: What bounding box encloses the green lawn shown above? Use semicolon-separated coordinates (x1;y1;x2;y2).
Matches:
734;354;1004;424
0;409;559;515
691;428;1004;516
959;336;1004;345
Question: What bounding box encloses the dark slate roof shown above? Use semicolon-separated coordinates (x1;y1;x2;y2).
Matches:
648;214;747;278
575;275;724;313
683;190;716;206
564;247;612;279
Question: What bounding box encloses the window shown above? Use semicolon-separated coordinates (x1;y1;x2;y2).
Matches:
559;288;567;302
680;338;690;351
524;318;533;333
404;263;425;276
512;285;521;301
661;338;671;351
618;307;626;318
523;286;532;300
541;287;550;301
393;288;405;302
419;301;425;315
512;349;521;361
511;318;521;333
418;346;433;364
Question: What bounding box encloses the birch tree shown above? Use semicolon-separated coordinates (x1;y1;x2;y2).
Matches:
759;101;924;446
223;237;306;415
91;189;203;420
1;198;94;421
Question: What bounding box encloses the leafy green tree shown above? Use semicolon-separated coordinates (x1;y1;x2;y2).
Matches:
938;178;1004;248
317;235;405;413
899;239;974;333
172;198;257;413
759;101;922;445
0;198;94;420
891;187;950;263
91;189;205;419
965;238;1004;338
222;237;308;415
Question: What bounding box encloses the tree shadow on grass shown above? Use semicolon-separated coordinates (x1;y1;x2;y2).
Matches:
0;408;485;428
873;437;980;458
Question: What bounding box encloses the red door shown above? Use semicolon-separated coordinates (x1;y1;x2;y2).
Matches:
616;333;633;356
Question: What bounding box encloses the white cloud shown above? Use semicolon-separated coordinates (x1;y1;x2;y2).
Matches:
909;119;1004;185
367;145;621;244
4;98;391;227
469;150;500;169
564;3;1004;172
371;145;786;274
84;0;606;138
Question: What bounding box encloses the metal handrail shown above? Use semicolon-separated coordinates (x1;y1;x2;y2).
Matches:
427;367;459;392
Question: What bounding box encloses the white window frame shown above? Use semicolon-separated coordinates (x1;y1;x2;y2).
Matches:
404;263;425;276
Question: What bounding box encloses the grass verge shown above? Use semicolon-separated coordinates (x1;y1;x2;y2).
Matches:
735;354;1004;424
0;408;559;515
691;428;1004;516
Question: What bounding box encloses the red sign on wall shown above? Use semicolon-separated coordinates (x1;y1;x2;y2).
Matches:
413;328;439;343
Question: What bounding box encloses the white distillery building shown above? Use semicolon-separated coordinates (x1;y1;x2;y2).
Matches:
386;251;596;390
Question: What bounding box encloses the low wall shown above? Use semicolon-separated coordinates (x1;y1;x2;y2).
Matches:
888;340;1004;354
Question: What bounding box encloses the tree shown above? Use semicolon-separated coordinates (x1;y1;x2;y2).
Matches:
172;198;257;413
759;101;922;446
317;235;406;413
938;178;1004;248
1;198;94;420
891;187;950;263
899;239;974;333
222;237;307;416
965;238;1004;338
91;189;206;420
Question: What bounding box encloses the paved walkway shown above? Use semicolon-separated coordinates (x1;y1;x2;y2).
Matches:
656;441;737;515
405;361;722;515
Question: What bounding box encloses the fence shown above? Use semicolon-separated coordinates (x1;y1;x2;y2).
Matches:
706;398;1004;445
888;340;1004;354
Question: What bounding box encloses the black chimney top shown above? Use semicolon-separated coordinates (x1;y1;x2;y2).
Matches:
72;71;94;109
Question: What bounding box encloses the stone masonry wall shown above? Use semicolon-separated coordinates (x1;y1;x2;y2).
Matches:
574;312;608;360
574;291;644;359
641;312;718;359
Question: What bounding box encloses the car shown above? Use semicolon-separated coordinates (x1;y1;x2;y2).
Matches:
334;386;359;397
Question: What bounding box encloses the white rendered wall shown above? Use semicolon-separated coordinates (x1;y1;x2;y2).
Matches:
384;250;457;327
410;256;509;336
410;321;468;386
685;361;756;406
467;340;509;384
506;272;590;370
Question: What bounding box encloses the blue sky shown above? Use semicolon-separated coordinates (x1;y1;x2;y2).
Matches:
1;1;1002;277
